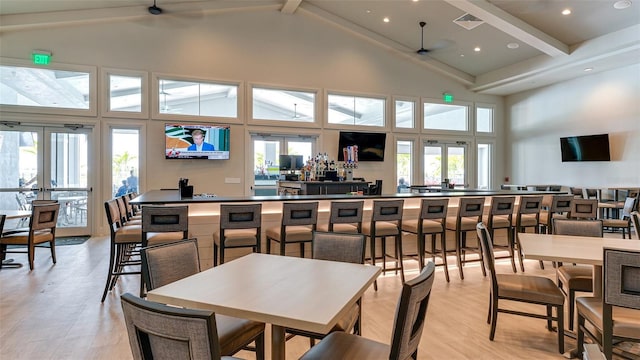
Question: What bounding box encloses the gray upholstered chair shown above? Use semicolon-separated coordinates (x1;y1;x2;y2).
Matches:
317;200;364;233
476;223;565;354
483;196;517;273
568;198;598;220
602;197;636;239
362;199;405;289
402;198;450;281
266;202;318;257
298;261;436;360
513;195;543;271
553;219;603;331
445;197;485;280
102;198;143;302
286;231;366;347
577;248;640;360
213;203;261;266
632;211;640;240
141;205;189;247
141;239;266;359
120;293;244;360
539;194;573;234
0;203;60;271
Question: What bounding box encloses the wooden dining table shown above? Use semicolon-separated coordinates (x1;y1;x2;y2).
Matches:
147;253;381;360
518;233;640;297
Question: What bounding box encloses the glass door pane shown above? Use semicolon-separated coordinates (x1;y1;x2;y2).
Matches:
397;140;412;192
46;128;92;236
446;145;466;187
423;145;442;186
252;139;280;196
111;128;140;196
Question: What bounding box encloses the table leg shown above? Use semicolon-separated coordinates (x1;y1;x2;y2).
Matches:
271;324;286;360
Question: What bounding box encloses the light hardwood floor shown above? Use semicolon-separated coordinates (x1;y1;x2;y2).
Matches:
0;234;630;360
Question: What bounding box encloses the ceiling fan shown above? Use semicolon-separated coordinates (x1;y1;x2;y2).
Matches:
416;21;430;55
148;0;162;15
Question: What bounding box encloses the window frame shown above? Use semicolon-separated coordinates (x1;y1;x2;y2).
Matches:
475;102;496;135
151;73;243;124
324;89;389;130
101;68;149;119
247;82;321;129
421;97;472;135
392;95;419;132
0;57;97;117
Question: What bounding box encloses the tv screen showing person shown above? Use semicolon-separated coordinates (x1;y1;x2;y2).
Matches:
187;129;215;151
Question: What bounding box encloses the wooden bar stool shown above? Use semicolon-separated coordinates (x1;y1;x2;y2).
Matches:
513;195;543;271
401;198;450;282
213;203;262;266
317;200;364;234
362;199;404;290
445;197;485;280
483;196;517;273
266;202;318;257
539;194;573;234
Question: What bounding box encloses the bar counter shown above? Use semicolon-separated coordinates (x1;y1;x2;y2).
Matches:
131;189;560;268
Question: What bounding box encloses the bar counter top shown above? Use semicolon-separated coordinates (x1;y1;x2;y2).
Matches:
131;189;560;205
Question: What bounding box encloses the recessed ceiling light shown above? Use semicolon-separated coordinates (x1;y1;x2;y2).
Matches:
474;47;481;52
507;42;519;49
383;17;390;23
584;67;594;72
366;9;371;14
412;0;419;2
562;9;571;15
460;54;465;57
613;0;632;9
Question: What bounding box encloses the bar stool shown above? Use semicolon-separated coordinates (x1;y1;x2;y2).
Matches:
445;197;485;280
266;202;318;257
362;199;404;290
513;195;543;271
213;203;262;266
568;198;598;220
317;200;364;234
483;196;517;273
401;198;450;282
141;205;189;247
539;194;573;234
101;198;142;302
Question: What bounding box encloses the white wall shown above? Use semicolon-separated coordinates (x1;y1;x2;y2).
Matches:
0;9;503;199
505;64;640;188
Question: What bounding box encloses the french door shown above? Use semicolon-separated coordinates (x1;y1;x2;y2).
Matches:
423;141;468;187
0;125;93;236
250;135;314;196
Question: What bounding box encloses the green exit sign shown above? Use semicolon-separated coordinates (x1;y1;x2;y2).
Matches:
443;93;454;103
32;52;51;65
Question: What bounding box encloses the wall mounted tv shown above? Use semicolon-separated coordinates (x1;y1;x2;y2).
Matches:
165;124;230;160
337;131;386;162
279;154;304;171
560;133;610;162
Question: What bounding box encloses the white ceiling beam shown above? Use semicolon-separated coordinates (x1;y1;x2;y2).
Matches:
281;0;303;14
299;2;475;86
444;0;569;57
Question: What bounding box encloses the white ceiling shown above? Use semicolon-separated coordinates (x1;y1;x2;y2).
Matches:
1;0;639;95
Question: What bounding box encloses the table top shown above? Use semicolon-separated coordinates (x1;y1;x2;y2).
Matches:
147;253;381;334
0;210;31;220
518;233;640;265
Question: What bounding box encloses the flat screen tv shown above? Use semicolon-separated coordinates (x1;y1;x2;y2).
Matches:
279;155;304;171
165;124;230;160
560;133;610;162
337;131;386;162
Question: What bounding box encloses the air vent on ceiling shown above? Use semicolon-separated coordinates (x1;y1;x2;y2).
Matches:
453;13;484;30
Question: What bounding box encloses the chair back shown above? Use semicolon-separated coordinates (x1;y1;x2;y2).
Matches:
115;197;130;224
312;231;365;264
419;198;449;221
220;204;262;230
388;261;436;360
328;201;364;232
570;187;584;198
549;185;562;191
281;202;318;227
631;211;640;240
552;219;603;237
142;239;200;291
585;189;598;199
120;293;222;360
569;198;598;219
104;199;122;230
142;205;189;245
122;195;136;218
603;248;640;310
368;180;383;195
457;197;485;219
517;196;543;215
489;196;515;216
550;195;574;213
30;203;60;232
371;199;404;222
476;223;498;289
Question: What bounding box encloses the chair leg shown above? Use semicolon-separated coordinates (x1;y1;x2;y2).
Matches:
515;230;525;272
440;233;450;283
557;304;564;354
577;313;586;357
220;240;226;265
508;228;517;273
27;243;35;271
255;332;265;360
486;293;492;324
213;243;218;266
370;235;378;291
266;237;271;254
455;230;464;280
101;242;117;302
416;234;425;270
489;297;498;340
569;289;575;331
477;233;486;277
546;305;553;331
396;234;405;283
50;239;57;264
299;242;305;258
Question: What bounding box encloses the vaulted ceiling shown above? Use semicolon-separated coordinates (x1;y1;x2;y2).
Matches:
1;0;639;95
